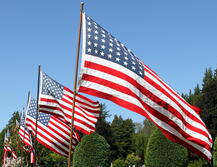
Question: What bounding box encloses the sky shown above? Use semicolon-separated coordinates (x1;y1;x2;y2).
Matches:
0;0;216;131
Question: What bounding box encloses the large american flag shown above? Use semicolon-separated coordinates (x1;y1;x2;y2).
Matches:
25;96;80;157
39;71;100;135
18;111;32;147
78;13;213;160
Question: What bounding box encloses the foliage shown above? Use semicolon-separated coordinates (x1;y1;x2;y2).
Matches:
125;153;141;166
145;128;188;167
73;132;110;167
213;138;217;167
187;159;203;167
112;159;125;167
111;115;135;160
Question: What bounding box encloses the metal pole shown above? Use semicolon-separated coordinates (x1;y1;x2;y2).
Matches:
67;2;84;167
34;65;41;166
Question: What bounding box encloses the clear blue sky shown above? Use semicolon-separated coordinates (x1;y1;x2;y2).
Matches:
0;0;216;131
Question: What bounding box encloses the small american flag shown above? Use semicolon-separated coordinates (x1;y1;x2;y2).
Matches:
25;96;80;157
12;151;17;160
78;13;212;160
18;111;32;147
39;71;100;135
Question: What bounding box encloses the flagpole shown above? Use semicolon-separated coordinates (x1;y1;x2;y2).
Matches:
67;2;84;167
34;65;41;166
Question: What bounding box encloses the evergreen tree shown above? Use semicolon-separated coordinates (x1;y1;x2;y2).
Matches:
111;115;135;160
199;68;217;137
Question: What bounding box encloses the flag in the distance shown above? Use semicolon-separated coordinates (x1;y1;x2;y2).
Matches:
78;13;213;160
25;96;80;157
38;71;100;134
18;111;32;147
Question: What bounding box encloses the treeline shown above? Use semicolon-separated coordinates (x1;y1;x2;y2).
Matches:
1;67;217;167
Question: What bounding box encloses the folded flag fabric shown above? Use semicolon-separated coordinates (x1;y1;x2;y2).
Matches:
18;111;32;147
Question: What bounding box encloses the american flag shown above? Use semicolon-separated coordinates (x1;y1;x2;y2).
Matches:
25;96;80;157
18;111;32;147
39;71;100;135
78;13;213;160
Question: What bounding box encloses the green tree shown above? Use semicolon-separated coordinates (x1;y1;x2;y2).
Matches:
73;132;110;167
199;68;217;137
145;128;188;167
111;115;135;160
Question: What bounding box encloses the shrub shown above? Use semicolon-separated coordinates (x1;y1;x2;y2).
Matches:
145;128;188;167
73;132;110;167
113;159;125;167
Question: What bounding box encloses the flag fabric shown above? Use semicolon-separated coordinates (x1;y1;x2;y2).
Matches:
4;129;10;143
78;13;213;160
3;146;7;166
30;151;35;163
25;96;80;157
38;71;100;134
12;151;17;160
18;111;32;147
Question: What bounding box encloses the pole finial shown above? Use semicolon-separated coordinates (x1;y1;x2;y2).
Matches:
80;2;84;11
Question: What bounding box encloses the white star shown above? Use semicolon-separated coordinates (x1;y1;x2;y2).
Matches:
139;71;143;75
109;38;113;42
101;39;106;43
139;66;142;70
108;54;112;58
94;22;97;25
101;45;105;49
88;22;91;26
102;34;106;38
94;36;98;40
87;48;91;52
109;43;113;47
109;48;113;52
116;42;120;46
117;47;121;51
132;66;136;70
94;43;98;47
94;25;98;29
87;41;92;46
117;52;121;56
87;17;90;20
132;61;136;65
88;34;91;38
100;51;105;56
88;27;91;32
101;29;105;33
94;30;98;34
116;57;120;62
124;61;128;66
124;52;128;56
95;49;98;54
124;56;129;60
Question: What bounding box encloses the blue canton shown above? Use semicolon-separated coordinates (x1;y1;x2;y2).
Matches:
27;97;51;126
85;14;144;78
20;112;26;127
41;72;64;99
